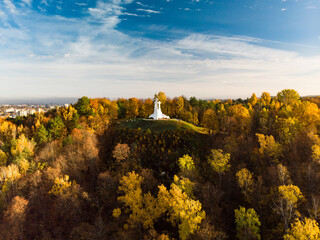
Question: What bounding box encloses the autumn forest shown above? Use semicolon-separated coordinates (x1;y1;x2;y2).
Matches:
1;89;320;240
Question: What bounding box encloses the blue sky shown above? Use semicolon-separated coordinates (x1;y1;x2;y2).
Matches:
0;0;320;99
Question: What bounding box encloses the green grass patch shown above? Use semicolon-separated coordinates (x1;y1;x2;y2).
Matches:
115;119;208;134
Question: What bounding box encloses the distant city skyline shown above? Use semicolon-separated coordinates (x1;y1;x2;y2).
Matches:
0;0;319;99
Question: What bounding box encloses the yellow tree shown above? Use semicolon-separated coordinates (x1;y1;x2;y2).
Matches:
284;217;320;240
57;105;78;132
177;96;185;117
260;92;271;106
276;164;291;186
276;89;300;106
256;133;282;164
158;180;205;240
275;117;300;145
203;109;219;134
48;175;79;200
208;149;231;189
0;150;7;166
154;91;167;104
128;98;140;119
0;164;21;206
178;154;195;178
116;171;165;232
173;175;195;198
273;185;304;232
11;134;35;162
0;121;17;144
297;101;320;131
227;104;251;137
311;144;320;164
248;93;258;107
141;98;154;118
236;168;254;201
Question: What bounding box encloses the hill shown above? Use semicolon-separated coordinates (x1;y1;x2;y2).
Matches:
114;118;208;134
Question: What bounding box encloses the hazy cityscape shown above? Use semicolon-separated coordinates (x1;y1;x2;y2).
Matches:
0;103;70;118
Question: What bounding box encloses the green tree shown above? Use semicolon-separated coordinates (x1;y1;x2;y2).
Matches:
74;96;93;116
35;124;49;145
235;206;261;240
47;116;66;140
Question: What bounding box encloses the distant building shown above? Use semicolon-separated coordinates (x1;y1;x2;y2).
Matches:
149;98;170;120
5;108;14;113
29;109;36;115
18;110;27;117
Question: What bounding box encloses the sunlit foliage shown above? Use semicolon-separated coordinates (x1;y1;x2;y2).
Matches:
284;217;320;240
158;181;205;240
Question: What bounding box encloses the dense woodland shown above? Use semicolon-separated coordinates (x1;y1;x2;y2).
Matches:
1;89;320;239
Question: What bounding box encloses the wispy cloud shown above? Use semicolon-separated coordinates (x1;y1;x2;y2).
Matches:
75;2;88;6
136;8;161;14
136;2;148;7
4;0;17;14
122;12;139;16
21;0;33;7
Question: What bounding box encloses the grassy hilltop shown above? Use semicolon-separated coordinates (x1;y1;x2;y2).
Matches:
115;118;208;134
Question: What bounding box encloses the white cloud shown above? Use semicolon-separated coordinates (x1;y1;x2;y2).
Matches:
0;0;320;99
40;0;48;6
281;8;287;11
21;0;33;7
0;10;7;21
4;0;17;14
136;2;148;7
136;8;160;14
122;12;139;16
2;29;320;99
75;2;88;6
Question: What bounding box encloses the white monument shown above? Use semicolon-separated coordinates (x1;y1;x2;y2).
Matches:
149;98;170;120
